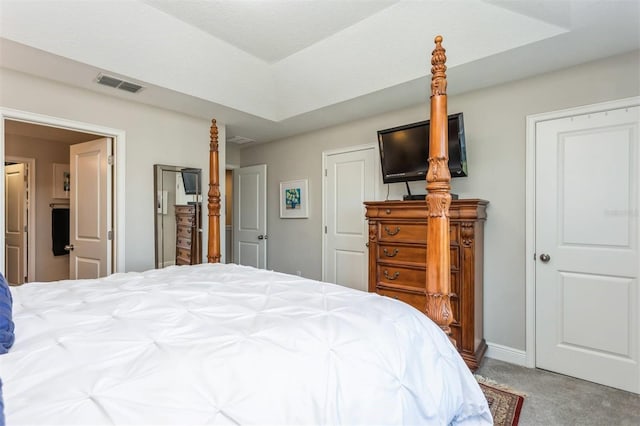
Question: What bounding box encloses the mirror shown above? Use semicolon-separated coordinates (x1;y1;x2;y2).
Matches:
154;164;203;268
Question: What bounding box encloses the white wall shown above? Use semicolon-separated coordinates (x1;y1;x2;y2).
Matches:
240;50;640;352
0;68;227;272
226;143;241;167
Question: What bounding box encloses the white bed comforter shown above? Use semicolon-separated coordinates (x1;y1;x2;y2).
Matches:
0;263;491;425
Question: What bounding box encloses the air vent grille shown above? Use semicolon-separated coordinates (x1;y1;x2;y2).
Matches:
96;73;144;94
228;136;256;145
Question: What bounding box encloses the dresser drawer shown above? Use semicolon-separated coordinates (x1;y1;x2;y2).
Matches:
177;215;194;227
377;264;426;290
379;244;461;271
176;236;192;250
378;222;427;244
377;288;425;312
377;244;426;265
177;225;193;239
176;248;192;265
175;205;195;215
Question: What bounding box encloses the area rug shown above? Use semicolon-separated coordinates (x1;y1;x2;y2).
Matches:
475;375;526;426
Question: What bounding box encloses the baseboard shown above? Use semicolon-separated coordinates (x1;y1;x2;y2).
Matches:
485;342;527;366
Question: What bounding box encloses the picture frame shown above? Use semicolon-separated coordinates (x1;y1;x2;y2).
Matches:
279;179;308;219
52;163;70;199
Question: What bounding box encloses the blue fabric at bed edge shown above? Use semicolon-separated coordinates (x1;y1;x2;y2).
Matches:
0;273;14;354
1;273;13;426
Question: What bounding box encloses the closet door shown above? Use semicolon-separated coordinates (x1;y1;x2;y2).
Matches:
535;105;639;393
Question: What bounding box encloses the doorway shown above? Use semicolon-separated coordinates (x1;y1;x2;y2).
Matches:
225;168;234;263
0;109;126;279
4;157;35;284
232;164;267;268
322;144;377;291
526;97;640;393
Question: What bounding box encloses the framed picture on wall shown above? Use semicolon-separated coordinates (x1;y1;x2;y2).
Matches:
52;163;70;199
279;179;308;219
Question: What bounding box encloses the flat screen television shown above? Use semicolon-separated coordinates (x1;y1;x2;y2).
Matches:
181;169;200;195
377;112;467;184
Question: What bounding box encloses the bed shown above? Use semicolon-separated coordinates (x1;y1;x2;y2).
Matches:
0;37;492;425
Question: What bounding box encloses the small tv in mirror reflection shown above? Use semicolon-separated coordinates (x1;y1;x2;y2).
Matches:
181;169;200;195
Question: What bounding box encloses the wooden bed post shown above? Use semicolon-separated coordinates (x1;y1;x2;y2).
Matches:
425;36;454;337
207;118;222;263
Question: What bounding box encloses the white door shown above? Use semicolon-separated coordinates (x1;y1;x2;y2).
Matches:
4;163;27;285
535;105;640;393
323;147;376;291
69;138;112;279
233;164;267;268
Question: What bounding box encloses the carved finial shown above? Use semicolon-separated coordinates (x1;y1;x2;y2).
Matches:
210;119;218;151
431;35;447;97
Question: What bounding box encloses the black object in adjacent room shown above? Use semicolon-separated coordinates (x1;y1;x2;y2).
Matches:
51;208;69;256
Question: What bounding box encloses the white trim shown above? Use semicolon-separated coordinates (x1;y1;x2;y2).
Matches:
486;342;527;366
5;156;37;283
525;96;640;369
0;107;127;274
322;142;378;157
321;143;378;282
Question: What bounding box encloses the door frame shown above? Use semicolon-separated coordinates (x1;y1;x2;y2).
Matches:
5;156;36;282
524;96;640;368
321;143;380;282
226;163;239;264
0;107;127;275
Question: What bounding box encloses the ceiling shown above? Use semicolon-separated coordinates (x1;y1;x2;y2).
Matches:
1;0;638;145
5;120;100;145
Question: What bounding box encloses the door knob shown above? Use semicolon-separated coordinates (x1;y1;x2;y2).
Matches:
64;244;74;251
539;253;550;263
258;235;267;240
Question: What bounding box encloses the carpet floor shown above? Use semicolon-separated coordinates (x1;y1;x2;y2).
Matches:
477;358;640;425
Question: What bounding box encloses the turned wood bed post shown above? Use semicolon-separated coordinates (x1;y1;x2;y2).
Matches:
425;36;454;337
208;119;222;263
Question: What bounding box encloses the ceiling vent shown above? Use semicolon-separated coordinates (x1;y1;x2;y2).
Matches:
228;136;256;145
96;73;144;94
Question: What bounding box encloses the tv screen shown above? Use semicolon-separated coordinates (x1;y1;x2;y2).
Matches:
181;169;200;195
377;113;467;184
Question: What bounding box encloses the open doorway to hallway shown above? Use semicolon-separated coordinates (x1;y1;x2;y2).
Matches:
3;119;105;283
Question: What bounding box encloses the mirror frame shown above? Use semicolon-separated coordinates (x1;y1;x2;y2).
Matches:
153;164;202;268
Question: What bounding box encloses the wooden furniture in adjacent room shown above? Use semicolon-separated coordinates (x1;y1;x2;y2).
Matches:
175;204;202;265
364;199;488;370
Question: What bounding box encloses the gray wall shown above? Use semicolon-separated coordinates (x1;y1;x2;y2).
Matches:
1;67;227;272
240;50;640;351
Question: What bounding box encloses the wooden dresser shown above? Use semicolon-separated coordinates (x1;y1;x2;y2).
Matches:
175;204;202;266
364;199;488;370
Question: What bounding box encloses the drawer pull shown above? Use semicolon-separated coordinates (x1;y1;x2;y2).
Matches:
384;226;401;236
383;270;400;280
385;209;392;214
383;248;399;257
